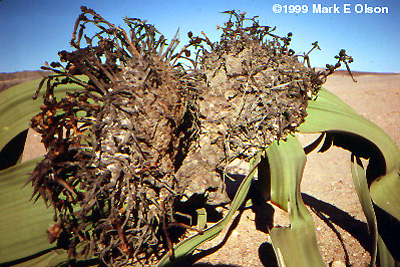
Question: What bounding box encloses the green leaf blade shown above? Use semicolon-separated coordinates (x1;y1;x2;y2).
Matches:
300;88;400;221
158;154;261;266
300;88;400;175
0;77;85;152
351;155;378;266
0;158;55;264
300;87;400;262
266;136;325;267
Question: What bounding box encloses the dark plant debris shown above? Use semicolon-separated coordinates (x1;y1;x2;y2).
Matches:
27;7;354;266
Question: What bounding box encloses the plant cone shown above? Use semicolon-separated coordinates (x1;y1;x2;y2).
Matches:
176;11;326;205
28;7;201;265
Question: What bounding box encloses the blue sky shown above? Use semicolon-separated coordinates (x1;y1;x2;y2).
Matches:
0;0;399;73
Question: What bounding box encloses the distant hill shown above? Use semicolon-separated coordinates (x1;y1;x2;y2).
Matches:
332;70;398;76
1;69;397;95
0;70;50;93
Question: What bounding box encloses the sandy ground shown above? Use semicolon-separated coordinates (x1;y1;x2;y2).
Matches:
21;72;400;266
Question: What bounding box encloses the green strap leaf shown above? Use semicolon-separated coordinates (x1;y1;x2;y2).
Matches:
300;89;399;171
300;88;400;222
377;235;397;267
0;157;72;267
267;135;325;267
351;155;378;266
196;208;207;231
0;77;88;265
0;158;59;264
0;77;85;152
158;154;261;266
300;88;400;262
370;171;400;224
